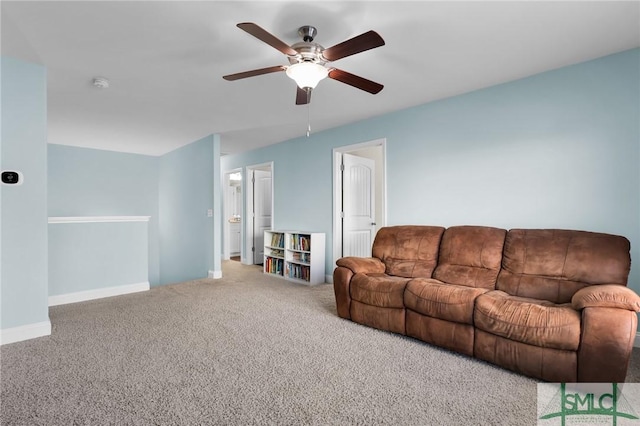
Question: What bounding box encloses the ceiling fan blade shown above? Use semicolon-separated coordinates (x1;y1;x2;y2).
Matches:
322;30;385;61
237;22;298;56
223;65;286;81
296;87;311;105
328;68;383;94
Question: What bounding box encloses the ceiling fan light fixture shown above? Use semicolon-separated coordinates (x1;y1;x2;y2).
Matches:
286;62;328;89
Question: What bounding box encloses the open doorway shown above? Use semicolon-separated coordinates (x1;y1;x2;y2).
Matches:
245;162;274;265
223;169;243;261
333;139;386;267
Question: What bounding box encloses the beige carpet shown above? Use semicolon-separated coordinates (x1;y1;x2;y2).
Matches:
1;260;638;425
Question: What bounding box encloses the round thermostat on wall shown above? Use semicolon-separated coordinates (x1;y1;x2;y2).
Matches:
1;170;24;186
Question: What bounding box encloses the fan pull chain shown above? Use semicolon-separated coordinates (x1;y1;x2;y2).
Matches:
306;101;311;138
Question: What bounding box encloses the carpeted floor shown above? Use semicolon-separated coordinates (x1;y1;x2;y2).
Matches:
1;260;639;425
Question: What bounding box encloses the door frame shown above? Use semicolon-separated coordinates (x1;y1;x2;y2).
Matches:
332;139;387;268
223;168;242;260
244;162;274;265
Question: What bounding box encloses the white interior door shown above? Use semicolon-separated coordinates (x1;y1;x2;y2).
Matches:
225;184;234;258
253;169;272;264
343;153;375;257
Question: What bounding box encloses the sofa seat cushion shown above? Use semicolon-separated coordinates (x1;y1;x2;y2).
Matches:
405;278;488;324
475;291;581;351
350;273;410;308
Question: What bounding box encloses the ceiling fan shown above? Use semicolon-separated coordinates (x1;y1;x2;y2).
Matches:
223;23;385;105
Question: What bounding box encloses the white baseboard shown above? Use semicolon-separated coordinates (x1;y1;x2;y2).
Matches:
635;332;640;348
208;270;222;279
325;274;333;284
1;320;52;346
48;282;149;307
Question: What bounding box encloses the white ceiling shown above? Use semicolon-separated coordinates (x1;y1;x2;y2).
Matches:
2;1;639;156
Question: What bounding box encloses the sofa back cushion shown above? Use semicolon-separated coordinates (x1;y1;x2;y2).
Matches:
372;226;445;278
497;229;631;303
432;226;507;289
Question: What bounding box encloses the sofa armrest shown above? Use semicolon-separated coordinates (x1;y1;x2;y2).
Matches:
578;307;637;382
571;285;640;312
336;257;386;274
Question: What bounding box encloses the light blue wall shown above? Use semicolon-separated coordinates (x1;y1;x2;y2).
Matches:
48;135;220;288
1;56;49;329
49;221;148;295
221;48;640;296
159;135;214;285
48;144;160;285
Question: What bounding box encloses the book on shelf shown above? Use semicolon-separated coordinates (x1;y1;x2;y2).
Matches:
269;232;284;248
287;263;310;281
291;252;310;263
290;234;311;251
269;249;284;257
264;256;283;274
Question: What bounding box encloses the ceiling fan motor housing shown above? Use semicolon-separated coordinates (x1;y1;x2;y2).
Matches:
289;42;326;65
289;26;327;65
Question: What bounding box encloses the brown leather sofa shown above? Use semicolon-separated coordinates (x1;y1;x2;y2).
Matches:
333;225;640;382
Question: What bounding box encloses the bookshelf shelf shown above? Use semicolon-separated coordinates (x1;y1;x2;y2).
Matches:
263;231;325;285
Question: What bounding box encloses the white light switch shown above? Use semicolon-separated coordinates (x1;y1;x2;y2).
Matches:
207;209;213;217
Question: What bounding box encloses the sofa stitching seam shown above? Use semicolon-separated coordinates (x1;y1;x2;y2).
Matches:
558;235;572;302
405;288;484;306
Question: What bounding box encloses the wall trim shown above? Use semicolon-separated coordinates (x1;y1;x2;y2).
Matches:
635;332;640;348
48;216;150;224
1;321;52;346
208;270;222;279
48;282;150;307
325;274;333;285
